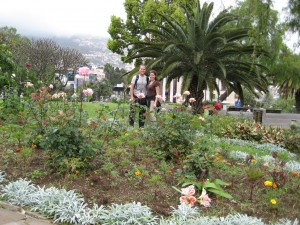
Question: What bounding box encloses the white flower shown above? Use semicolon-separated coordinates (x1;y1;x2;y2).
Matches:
24;82;33;87
49;84;53;89
198;116;205;121
183;91;190;96
189;98;196;103
198;188;212;207
161;108;167;112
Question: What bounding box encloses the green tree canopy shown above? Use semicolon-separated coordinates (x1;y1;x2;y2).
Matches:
107;0;198;64
126;1;270;113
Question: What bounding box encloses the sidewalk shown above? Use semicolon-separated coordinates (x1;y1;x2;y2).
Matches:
0;201;53;225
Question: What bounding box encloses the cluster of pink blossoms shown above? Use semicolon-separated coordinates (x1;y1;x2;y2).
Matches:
82;88;94;97
136;92;145;99
180;185;212;207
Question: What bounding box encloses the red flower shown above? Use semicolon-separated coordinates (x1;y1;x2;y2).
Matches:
25;63;31;69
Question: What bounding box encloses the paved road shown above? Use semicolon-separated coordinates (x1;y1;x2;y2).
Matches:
226;111;300;129
0;201;52;225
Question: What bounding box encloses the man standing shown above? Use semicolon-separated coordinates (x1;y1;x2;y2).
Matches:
129;64;148;127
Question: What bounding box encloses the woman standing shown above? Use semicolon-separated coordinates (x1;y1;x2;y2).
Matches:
146;70;161;122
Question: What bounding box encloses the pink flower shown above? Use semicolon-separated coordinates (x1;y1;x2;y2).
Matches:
83;88;94;96
181;185;196;196
137;92;145;99
78;67;90;76
180;195;197;207
198;188;211;207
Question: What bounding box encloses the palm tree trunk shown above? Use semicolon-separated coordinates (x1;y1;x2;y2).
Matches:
295;88;300;114
189;77;205;114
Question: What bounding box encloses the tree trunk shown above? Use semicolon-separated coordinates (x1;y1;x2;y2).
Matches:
189;77;205;114
295;88;300;114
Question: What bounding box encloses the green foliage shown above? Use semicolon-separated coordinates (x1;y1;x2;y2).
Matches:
183;179;233;200
107;0;197;63
142;110;196;161
127;1;270;113
92;78;113;100
183;139;214;180
272;97;296;113
0;89;24;118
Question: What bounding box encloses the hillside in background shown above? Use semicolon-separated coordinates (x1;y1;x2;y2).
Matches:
52;36;132;70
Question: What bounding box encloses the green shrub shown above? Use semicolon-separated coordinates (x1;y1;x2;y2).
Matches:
143;110;196;161
272;97;296;113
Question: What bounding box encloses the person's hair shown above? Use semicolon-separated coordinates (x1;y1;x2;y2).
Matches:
149;70;158;80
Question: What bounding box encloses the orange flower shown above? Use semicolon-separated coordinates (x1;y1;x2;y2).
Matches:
216;149;221;154
272;183;277;189
215;156;221;161
135;171;141;176
168;170;173;174
15;148;21;153
292;171;298;177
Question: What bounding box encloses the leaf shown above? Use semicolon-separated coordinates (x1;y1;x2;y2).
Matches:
213;179;231;186
203;181;223;191
207;188;233;199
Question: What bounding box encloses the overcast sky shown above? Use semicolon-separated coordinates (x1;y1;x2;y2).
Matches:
0;0;127;37
0;0;291;39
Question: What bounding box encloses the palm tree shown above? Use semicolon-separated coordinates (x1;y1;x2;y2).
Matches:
127;1;270;113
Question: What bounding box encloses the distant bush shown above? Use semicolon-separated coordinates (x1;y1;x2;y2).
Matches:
272;97;296;113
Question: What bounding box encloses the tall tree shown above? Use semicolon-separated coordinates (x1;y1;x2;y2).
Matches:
286;0;300;44
271;47;300;113
107;0;197;64
127;1;270;113
0;43;15;90
219;0;284;101
104;63;127;85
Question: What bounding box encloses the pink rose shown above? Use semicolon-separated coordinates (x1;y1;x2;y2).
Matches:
83;88;94;96
137;92;145;99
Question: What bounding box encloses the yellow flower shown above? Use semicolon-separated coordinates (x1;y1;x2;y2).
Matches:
264;181;273;187
75;170;80;175
270;199;277;205
251;159;256;163
125;133;129;136
135;171;141;176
